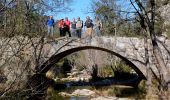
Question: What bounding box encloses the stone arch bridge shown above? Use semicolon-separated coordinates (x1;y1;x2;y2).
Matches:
37;36;170;80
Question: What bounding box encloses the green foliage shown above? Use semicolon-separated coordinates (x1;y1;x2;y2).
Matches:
0;0;72;37
0;1;44;37
96;5;111;14
100;65;114;77
65;52;87;71
164;25;170;37
117;21;142;37
92;0;170;37
112;60;132;74
51;58;72;78
92;0;143;37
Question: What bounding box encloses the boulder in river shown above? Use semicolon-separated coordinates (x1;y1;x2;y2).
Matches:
72;89;95;96
58;89;96;97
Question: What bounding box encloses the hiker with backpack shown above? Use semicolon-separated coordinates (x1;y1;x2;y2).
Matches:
84;16;93;42
76;17;83;38
70;18;77;37
94;16;102;36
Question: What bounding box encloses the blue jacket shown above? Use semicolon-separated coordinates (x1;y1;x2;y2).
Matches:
47;19;54;26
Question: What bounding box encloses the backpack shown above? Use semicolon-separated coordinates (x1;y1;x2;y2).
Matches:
81;20;83;28
76;20;83;28
85;19;93;28
71;22;76;29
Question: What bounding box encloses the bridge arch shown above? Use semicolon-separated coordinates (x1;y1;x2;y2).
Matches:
37;46;146;80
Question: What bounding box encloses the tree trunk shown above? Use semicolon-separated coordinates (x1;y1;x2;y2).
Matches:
150;0;170;91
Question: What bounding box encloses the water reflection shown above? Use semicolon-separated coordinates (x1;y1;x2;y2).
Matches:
70;96;90;100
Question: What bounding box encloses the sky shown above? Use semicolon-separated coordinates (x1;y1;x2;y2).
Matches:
54;0;93;21
51;0;136;21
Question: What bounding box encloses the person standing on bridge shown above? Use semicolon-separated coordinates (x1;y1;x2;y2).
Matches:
58;19;65;37
76;17;83;38
47;16;55;37
84;16;93;42
64;17;71;37
94;16;102;36
70;18;77;37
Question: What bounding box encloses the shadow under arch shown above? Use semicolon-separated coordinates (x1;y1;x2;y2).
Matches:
36;46;146;80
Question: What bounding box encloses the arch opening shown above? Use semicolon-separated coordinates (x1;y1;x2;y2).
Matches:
36;46;146;80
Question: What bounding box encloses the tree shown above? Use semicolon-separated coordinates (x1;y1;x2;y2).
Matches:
119;0;170;99
91;0;143;36
0;0;73;37
91;0;118;35
92;0;170;99
0;0;73;99
131;0;170;98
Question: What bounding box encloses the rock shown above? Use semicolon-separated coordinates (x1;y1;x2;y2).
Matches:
59;89;96;97
91;96;116;100
72;89;95;97
58;92;71;97
91;96;130;100
67;73;72;76
67;76;73;78
54;77;59;82
60;77;78;81
71;72;79;76
159;3;170;25
80;77;85;81
75;77;81;81
46;70;55;79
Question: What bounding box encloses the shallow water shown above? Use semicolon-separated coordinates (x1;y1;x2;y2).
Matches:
51;83;146;100
50;74;145;100
70;96;90;100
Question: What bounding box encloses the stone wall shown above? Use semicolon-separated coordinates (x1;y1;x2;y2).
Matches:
0;36;170;86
